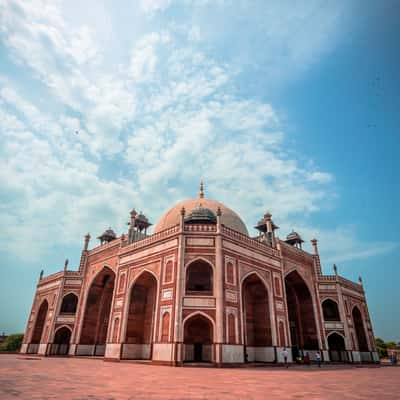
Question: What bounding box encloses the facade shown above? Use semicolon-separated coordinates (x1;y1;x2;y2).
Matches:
21;185;379;365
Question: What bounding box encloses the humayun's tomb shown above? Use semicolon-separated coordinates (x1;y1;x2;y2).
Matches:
21;183;379;365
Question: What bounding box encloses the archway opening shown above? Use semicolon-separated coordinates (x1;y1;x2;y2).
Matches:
352;307;368;352
242;274;272;348
184;314;213;362
50;327;72;356
322;299;340;321
78;267;115;356
28;300;48;354
122;271;157;360
60;293;78;314
186;260;213;295
328;332;347;362
285;271;318;359
31;300;48;344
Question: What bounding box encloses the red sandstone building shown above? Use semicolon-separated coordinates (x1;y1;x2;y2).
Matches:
21;184;379;365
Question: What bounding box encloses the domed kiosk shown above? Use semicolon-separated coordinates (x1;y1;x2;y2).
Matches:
21;181;379;366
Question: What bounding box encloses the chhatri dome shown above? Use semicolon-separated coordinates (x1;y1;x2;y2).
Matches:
153;181;249;235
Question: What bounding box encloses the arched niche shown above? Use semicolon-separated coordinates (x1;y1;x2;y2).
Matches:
60;293;78;314
183;313;214;362
322;299;340;321
185;259;213;295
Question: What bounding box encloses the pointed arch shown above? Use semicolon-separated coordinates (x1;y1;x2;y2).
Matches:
352;306;369;351
78;266;116;355
60;293;78;314
121;270;158;360
31;299;48;344
285;270;318;351
49;326;72;356
183;311;215;362
185;258;214;295
327;331;347;362
322;298;340;321
241;272;272;346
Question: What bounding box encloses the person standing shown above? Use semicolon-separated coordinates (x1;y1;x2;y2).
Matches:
316;351;322;368
282;348;289;368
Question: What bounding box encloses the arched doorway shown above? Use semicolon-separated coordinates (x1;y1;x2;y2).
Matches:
28;300;48;353
78;267;115;356
328;332;347;362
285;271;318;360
352;306;368;351
186;259;213;295
60;293;78;314
242;273;272;362
184;314;214;362
122;271;157;360
322;299;340;321
50;327;72;356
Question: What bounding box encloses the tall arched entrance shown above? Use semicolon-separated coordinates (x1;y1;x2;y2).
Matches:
122;271;157;360
352;306;368;351
78;267;115;356
28;300;48;353
285;271;318;360
184;314;214;362
328;332;347;362
242;273;272;362
50;326;72;356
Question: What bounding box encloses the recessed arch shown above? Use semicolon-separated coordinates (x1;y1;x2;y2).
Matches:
31;299;48;345
122;270;158;360
327;330;345;339
352;306;369;351
60;293;78;314
285;270;318;355
183;312;215;362
78;266;116;356
50;326;72;356
242;273;272;347
185;258;214;295
327;331;347;362
322;298;340;321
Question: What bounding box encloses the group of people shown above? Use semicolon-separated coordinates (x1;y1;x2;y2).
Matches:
281;348;322;368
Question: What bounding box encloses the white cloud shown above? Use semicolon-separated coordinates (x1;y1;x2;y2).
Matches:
139;0;172;15
0;0;394;268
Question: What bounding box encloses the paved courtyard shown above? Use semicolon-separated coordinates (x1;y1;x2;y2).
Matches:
0;354;399;399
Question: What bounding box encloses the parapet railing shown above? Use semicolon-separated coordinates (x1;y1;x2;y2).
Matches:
184;224;217;232
319;275;337;281
338;276;363;293
279;240;314;262
121;224;180;252
221;225;280;258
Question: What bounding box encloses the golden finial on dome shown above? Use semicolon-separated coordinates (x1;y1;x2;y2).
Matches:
199;179;204;199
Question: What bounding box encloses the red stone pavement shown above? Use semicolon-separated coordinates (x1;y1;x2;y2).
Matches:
1;354;399;399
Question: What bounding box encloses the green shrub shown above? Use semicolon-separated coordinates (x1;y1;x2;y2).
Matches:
0;334;24;352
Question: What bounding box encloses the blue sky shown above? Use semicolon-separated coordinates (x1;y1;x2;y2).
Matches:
0;0;399;341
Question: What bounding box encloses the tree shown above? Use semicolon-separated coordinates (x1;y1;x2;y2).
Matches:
375;337;388;358
0;334;24;352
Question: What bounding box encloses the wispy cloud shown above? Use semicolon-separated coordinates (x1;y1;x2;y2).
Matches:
0;0;394;266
